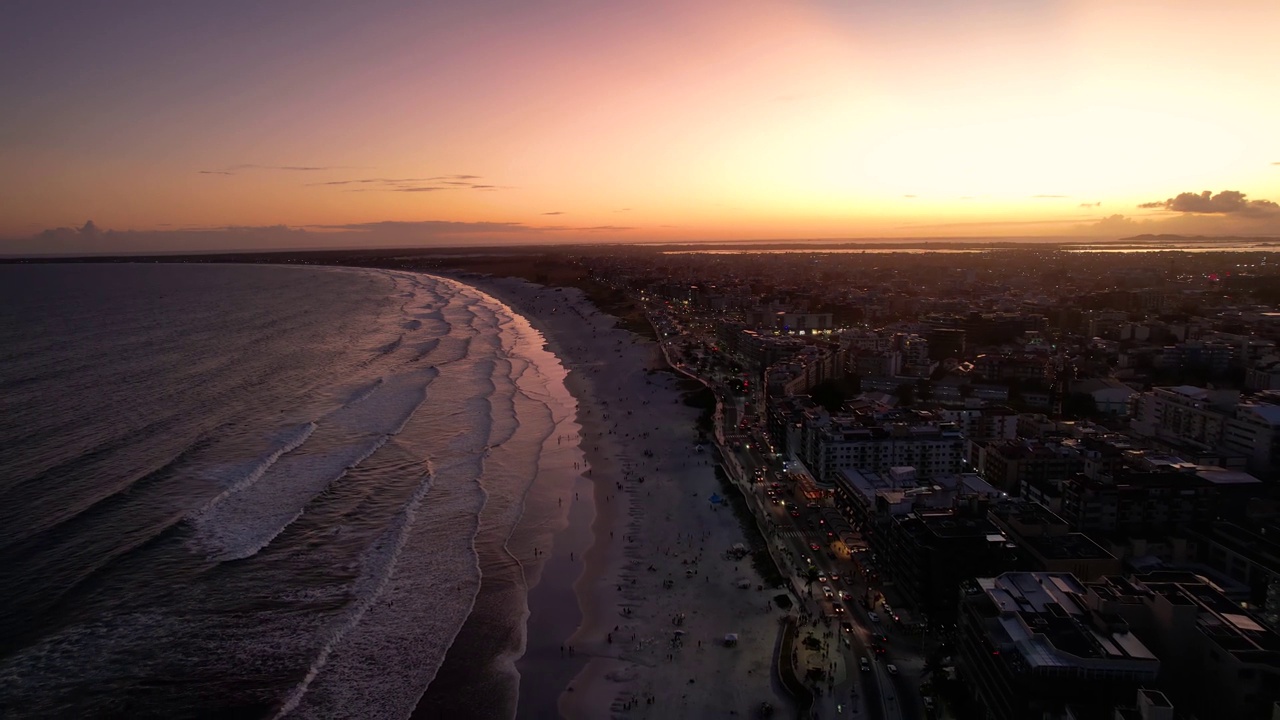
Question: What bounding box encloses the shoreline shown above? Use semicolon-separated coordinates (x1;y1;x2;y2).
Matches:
447;273;793;719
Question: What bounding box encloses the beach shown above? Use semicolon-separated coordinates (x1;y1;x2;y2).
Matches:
452;275;793;719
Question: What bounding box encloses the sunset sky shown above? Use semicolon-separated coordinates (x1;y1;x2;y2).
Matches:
3;0;1279;252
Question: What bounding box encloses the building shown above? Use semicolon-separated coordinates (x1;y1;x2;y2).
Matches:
926;327;967;361
940;405;1017;442
1222;401;1280;479
880;502;1019;622
1130;385;1239;449
1185;521;1280;634
1073;378;1139;417
958;572;1161;720
1059;463;1261;534
800;410;965;483
1087;571;1280;720
989;501;1122;581
972;439;1085;496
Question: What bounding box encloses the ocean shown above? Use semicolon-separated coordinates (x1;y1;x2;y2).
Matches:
0;263;581;719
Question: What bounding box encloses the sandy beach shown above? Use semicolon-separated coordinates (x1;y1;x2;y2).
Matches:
452;275;794;720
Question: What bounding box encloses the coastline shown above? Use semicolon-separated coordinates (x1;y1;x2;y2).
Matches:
445;273;792;719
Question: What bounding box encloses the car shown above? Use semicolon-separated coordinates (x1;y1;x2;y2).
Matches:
833;604;845;614
886;664;898;675
875;633;889;643
822;586;834;599
868;612;881;623
828;572;840;582
840;621;854;633
860;657;871;672
790;509;800;517
809;542;820;551
839;590;853;601
817;573;828;582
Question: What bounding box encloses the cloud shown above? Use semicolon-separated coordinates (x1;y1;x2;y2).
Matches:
1079;208;1280;238
1031;194;1070;199
312;175;502;193
902;195;917;199
541;211;565;216
1138;189;1280;216
1079;201;1101;208
197;163;347;175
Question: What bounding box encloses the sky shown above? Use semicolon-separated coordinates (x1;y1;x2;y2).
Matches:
2;0;1279;253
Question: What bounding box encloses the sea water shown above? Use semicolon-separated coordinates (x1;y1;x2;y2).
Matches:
0;263;578;719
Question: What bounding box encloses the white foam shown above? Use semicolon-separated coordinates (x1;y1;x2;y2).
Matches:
271;465;436;719
190;422;317;517
188;369;437;562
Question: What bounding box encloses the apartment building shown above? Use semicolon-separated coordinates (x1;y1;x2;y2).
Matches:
958;572;1161;720
800;412;964;482
1087;572;1280;720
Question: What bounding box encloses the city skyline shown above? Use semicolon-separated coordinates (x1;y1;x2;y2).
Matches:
3;0;1279;253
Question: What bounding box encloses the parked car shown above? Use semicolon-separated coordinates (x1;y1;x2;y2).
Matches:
868;612;881;623
860;657;871;672
886;664;898;675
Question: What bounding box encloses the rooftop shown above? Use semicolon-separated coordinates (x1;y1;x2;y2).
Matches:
975;572;1159;671
1024;533;1116;561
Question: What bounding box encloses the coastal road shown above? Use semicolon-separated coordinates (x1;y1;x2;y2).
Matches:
667;335;921;719
726;443;921;720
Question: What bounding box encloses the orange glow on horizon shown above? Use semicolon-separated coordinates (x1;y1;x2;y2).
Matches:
2;0;1278;250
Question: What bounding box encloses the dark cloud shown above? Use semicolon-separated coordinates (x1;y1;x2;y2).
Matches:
1139;189;1280;216
542;211;565;216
